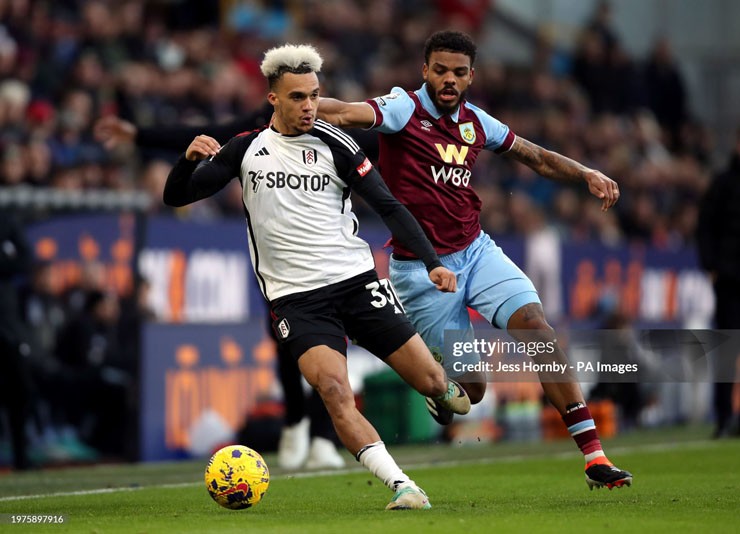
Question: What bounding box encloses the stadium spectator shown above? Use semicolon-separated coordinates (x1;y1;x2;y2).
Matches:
21;261;66;361
585;1;620;53
63;259;106;318
318;30;632;490
644;37;687;150
116;274;154;460
55;289;133;457
571;28;612;115
697;129;740;438
164;43;470;509
0;79;31;142
590;311;647;430
0;211;34;470
20;260;68;441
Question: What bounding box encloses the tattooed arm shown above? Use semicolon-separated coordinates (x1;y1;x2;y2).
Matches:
505;136;619;211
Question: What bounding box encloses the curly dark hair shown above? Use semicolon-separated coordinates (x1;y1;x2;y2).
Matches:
423;30;477;66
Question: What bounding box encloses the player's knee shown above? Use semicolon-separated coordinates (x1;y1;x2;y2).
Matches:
508;304;556;342
315;374;353;411
529;321;556;343
462;381;486;404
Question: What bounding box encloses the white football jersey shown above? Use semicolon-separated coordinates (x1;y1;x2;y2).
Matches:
195;120;376;301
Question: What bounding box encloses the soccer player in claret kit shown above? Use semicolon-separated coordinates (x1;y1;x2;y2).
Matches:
164;44;471;510
319;30;633;490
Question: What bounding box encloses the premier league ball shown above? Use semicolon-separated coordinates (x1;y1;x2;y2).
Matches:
205;445;270;509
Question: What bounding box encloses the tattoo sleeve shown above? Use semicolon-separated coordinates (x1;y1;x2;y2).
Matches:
506;137;589;183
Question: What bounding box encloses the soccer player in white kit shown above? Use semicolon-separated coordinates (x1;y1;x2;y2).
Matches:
164;44;470;510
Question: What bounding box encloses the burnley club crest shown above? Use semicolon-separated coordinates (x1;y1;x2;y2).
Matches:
459;122;476;144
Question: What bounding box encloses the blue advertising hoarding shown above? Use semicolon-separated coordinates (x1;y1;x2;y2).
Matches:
560;241;712;327
140;322;276;461
25;214;713;460
25;212;138;297
140;216;256;323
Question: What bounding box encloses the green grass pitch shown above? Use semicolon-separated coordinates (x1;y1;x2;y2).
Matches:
0;426;738;533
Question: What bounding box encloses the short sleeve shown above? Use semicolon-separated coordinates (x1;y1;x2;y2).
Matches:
364;87;415;134
465;102;516;153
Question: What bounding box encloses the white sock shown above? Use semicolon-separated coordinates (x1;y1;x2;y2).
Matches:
585;450;607;464
356;441;411;491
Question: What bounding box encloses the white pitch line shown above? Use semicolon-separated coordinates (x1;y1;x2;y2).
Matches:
0;439;718;502
0;483;196;503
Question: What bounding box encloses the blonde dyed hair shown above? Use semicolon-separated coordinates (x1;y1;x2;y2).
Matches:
260;44;323;88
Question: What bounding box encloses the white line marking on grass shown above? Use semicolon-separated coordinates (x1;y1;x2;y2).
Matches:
0;483;197;502
0;439;719;502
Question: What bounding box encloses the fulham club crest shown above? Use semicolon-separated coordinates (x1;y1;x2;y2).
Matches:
302;149;318;166
277;318;290;339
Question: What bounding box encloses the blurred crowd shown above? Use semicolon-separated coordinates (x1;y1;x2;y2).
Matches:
0;208;153;467
0;0;736;467
0;0;727;249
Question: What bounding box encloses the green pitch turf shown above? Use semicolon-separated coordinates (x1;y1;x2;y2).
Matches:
0;426;738;533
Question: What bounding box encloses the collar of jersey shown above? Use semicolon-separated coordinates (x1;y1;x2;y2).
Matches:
416;83;462;123
270;125;308;137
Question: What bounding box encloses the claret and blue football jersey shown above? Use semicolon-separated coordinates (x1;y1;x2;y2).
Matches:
366;84;516;256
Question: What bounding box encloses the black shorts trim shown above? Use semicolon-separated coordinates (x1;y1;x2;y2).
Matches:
360;321;416;359
288;334;347;361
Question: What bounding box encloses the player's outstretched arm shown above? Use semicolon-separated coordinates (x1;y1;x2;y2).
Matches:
318;98;375;128
163;135;234;207
95;107;272;152
506;136;620;211
94;116;137;150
